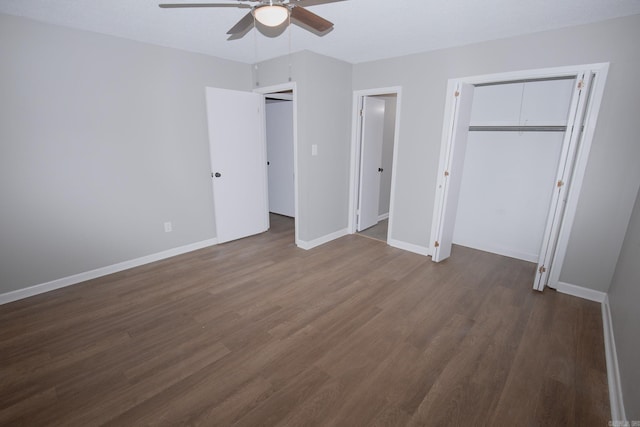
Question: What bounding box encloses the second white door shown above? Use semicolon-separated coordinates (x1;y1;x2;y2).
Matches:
357;97;385;231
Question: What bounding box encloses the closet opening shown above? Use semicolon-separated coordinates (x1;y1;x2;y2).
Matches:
255;83;299;245
456;77;575;264
429;64;609;291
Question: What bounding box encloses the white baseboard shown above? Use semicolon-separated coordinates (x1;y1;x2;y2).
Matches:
0;238;219;306
378;213;389;221
601;295;627;423
297;228;349;250
554;281;607;303
387;238;430;256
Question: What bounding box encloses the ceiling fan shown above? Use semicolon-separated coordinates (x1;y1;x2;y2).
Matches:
159;0;346;40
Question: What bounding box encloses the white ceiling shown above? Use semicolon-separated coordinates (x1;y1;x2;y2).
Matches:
1;0;640;64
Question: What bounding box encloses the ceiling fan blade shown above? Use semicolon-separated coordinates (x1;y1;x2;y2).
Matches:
291;0;347;7
227;27;252;40
227;11;254;35
159;3;251;9
290;6;333;33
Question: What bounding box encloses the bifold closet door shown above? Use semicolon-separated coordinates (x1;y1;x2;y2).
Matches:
533;72;593;290
431;83;475;262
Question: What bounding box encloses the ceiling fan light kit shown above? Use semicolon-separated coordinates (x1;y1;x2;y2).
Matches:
253;5;289;27
159;0;345;39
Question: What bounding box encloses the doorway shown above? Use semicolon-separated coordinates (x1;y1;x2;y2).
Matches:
265;93;294;218
429;64;609;291
349;87;401;244
255;83;299;246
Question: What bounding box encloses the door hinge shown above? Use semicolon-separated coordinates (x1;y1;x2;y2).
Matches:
359;109;363;117
557;180;564;188
538;265;547;274
444;171;450;177
434;241;440;248
454;91;460;98
577;79;584;90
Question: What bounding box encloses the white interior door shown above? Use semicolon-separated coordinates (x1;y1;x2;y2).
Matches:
205;87;269;244
357;96;385;231
533;72;593;290
430;83;475;262
266;100;295;217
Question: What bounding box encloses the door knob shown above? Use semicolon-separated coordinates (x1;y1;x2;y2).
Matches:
378;168;384;172
214;172;221;178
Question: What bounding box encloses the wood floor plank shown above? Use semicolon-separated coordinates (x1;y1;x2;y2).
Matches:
0;214;610;425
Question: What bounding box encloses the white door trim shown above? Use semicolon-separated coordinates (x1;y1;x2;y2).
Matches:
254;82;300;247
452;63;607;85
348;86;402;244
430;63;609;291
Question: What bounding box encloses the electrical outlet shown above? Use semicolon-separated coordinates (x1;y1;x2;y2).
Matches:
312;144;318;156
164;222;172;233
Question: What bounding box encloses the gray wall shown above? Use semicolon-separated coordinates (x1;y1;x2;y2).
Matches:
0;14;252;294
255;51;353;243
608;187;640;420
353;14;640;292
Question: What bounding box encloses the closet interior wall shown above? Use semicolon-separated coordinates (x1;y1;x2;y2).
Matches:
452;78;575;262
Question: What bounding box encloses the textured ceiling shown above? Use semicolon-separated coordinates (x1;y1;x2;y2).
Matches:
1;0;640;64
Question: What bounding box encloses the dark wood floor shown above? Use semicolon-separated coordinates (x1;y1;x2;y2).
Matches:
0;215;610;426
358;218;388;242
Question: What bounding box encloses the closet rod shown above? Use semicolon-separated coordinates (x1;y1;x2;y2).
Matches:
474;75;575;87
468;125;567;132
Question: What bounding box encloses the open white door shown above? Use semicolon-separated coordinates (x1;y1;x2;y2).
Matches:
430;83;475;262
357;97;385;231
533;72;593;291
205;87;269;244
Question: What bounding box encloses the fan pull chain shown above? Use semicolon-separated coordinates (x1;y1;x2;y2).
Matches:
288;12;292;82
254;13;259;87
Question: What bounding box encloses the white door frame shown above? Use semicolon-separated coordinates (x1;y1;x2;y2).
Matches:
429;63;609;291
254;82;300;246
348;86;402;242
